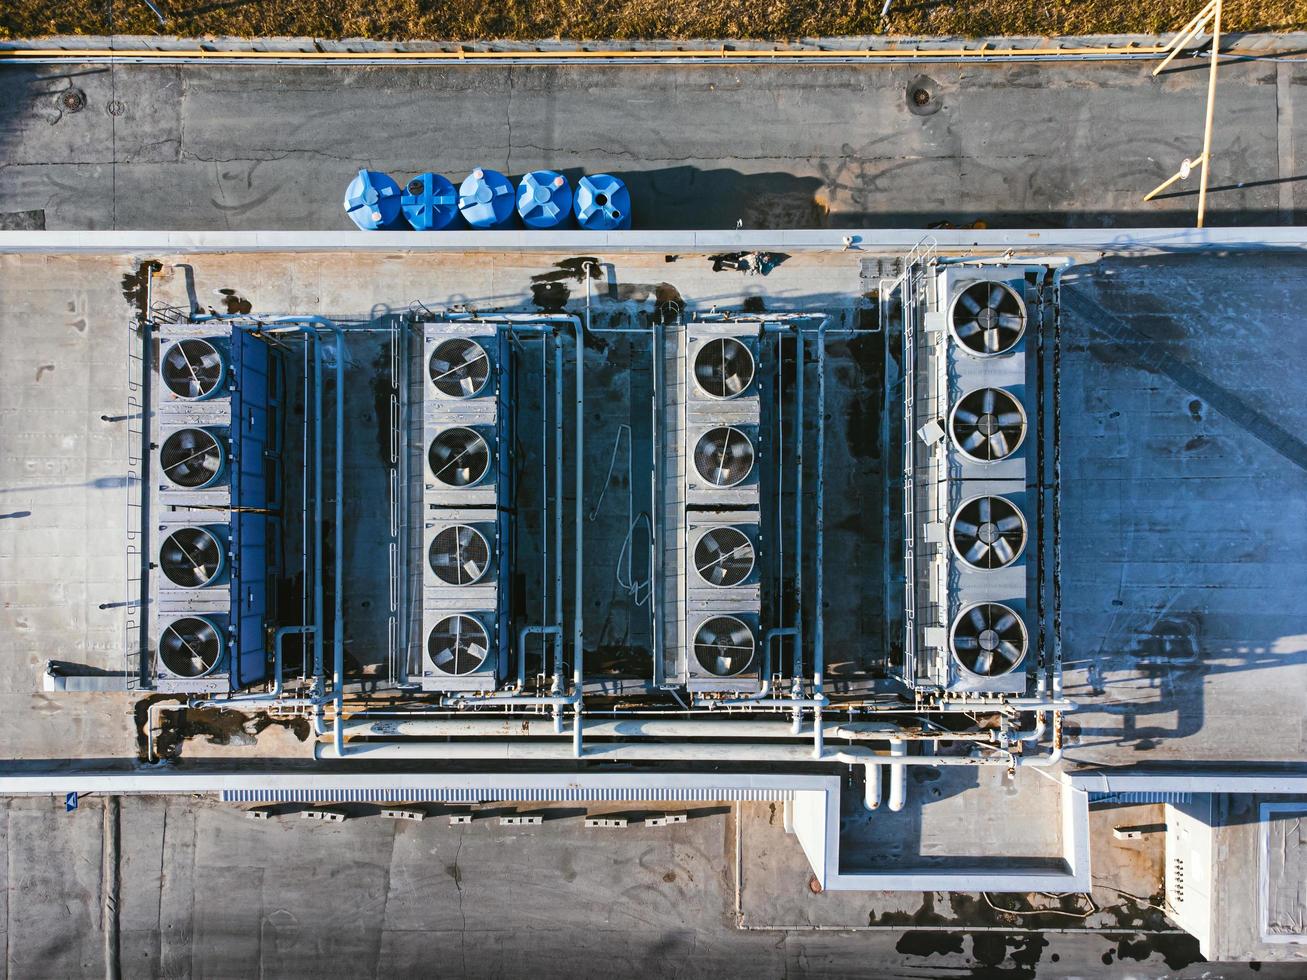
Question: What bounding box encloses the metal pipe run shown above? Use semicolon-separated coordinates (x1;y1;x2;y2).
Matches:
331;716;917;739
0;44;1193;71
864;763;883;811
314;740;1017;764
888;739;908;811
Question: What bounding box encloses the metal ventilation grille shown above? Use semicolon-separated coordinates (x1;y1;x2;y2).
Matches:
428;615;490;675
950;603;1027;676
161;338;226;400
159;616;224;678
694;527;755;587
159;526;225;588
693;426;755;488
694;337;756;398
950;387;1026;461
950;496;1026;569
950;281;1025;355
429;338;491;398
428;427;491;487
160;428;226;489
429;525;491;586
693;616;756;677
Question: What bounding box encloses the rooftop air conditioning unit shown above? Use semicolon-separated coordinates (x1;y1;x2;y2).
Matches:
685;612;762;693
149;324;274;693
946;600;1031;692
684;323;762;509
420;610;501;691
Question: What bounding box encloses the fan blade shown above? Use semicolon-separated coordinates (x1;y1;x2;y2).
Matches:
962;431;987;453
994;612;1017;634
998;640;1024;665
954;519;979;536
954;318;982;339
981;388;996;414
997;313;1023;330
989;431;1010;458
958;291;982;315
990;538;1014;565
953;634;979;651
970;606;988;631
974;649;995;674
965;540;990;565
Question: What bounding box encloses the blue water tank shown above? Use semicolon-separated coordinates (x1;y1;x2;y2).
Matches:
458;168;516;228
574;174;632;230
401;173;459;231
517;170;574;229
343;169;403;230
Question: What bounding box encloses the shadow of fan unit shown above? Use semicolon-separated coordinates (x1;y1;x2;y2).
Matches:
148;324;275;693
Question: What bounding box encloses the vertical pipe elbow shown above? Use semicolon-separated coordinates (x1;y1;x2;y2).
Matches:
864;763;883;811
888;740;907;812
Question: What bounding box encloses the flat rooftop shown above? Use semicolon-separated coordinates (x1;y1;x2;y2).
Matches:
2;234;1306;773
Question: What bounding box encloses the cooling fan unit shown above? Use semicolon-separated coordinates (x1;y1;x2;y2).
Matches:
159;427;226;489
693;615;757;677
950;281;1025;356
429;525;491;586
950;387;1026;461
158;616;225;679
160;338;226;400
159;526;226;588
693;426;755;488
429;338;491;398
428;427;491;487
950;496;1027;570
950;603;1027;677
427;615;491;676
693;526;755;587
693;337;756;399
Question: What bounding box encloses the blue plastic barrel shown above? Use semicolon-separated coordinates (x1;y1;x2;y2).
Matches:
517;170;574;229
343;169;403;230
458;168;516;229
401;173;459;231
574;174;632;231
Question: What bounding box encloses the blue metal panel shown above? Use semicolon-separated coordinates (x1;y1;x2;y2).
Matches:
516;171;573;229
401;173;460;231
574;174;632;230
343;169;403;230
229;330;271;688
457;169;516;228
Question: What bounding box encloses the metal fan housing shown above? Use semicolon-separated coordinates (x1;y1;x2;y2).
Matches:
429;338;491;399
159;525;227;588
159;427;227;490
949;281;1026;356
427;614;491;676
693;337;756;399
692;426;755;489
693;526;756;588
428;427;492;488
949;387;1027;462
160;338;227;401
949;495;1027;570
949;602;1028;678
692;615;757;678
429;524;492;586
157;615;226;679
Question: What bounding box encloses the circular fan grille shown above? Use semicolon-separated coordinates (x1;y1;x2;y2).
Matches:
428;427;491;487
950;387;1027;461
950;603;1027;677
427;615;490;675
693;526;756;587
159;526;225;588
160;428;226;489
693;426;755;488
950;496;1027;569
694;337;756;399
159;616;224;678
694;616;756;677
429;525;491;586
429;338;491;398
950;281;1026;355
160;338;226;400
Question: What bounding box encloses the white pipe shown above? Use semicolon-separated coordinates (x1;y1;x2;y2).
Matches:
315;740;1014;764
888;740;907;812
864;763;883;811
331;717;934;739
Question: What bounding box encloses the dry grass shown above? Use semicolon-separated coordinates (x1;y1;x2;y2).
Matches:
1;0;1304;42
